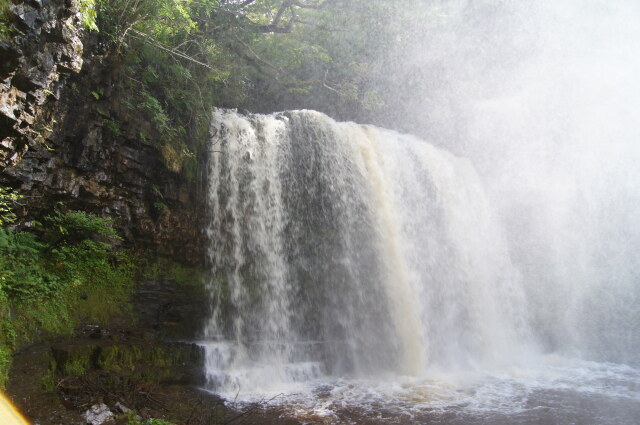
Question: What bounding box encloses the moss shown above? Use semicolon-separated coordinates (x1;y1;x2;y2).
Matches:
66;256;136;324
97;344;193;372
13;298;74;340
41;361;57;392
0;0;12;40
0;345;10;389
7;256;135;343
64;358;89;376
98;345;138;372
52;345;96;374
0;255;205;388
0;214;202;389
46;341;184;395
42;342;203;394
0;252;137;389
139;257;204;288
128;416;176;425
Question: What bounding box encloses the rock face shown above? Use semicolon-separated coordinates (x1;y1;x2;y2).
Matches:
135;279;210;340
0;0;83;167
0;0;207;263
1;94;207;261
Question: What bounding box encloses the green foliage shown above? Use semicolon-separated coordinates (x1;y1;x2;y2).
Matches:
41;363;57;391
0;284;13;389
0;193;135;389
104;118;122;138
153;201;169;218
0;345;10;389
90;88;103;100
62;358;89;375
0;186;21;226
0;208;125;303
83;0;402;174
99;344;140;372
79;0;99;32
0;228;54;299
43;209;121;247
0;0;12;40
141;419;175;425
115;52;199;172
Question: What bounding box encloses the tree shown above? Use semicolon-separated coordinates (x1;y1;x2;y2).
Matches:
81;0;417;173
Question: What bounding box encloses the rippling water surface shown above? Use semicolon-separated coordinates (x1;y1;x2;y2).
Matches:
205;356;640;425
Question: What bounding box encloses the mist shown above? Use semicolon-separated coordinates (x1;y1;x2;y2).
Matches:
364;0;640;364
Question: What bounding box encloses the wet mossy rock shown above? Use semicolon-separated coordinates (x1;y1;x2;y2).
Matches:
50;339;205;386
134;279;209;340
4;259;213;423
7;334;224;425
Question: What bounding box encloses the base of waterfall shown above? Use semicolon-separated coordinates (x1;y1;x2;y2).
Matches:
200;345;640;425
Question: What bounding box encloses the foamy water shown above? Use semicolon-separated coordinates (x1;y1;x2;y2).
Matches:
200;349;640;424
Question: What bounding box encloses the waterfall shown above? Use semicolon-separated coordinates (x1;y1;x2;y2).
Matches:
201;109;532;396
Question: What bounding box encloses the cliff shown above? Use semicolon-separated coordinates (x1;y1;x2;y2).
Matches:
0;0;206;264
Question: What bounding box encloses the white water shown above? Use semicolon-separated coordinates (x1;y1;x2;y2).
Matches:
201;110;640;423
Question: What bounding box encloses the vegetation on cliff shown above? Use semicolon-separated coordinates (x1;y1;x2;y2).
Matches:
0;188;135;389
0;0;10;39
64;0;422;173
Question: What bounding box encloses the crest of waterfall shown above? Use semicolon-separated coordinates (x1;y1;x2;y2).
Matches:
202;109;532;396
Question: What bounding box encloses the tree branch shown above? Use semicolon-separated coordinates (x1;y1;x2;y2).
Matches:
251;19;294;33
292;0;335;9
280;69;342;94
128;29;213;70
272;0;294;26
231;33;281;74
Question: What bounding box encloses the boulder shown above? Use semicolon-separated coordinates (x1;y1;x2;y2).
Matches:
83;403;114;425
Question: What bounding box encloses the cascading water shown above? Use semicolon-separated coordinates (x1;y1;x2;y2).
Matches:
200;109;514;381
200;110;640;424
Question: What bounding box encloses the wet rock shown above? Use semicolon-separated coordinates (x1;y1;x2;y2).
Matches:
7;337;223;425
0;40;21;77
134;279;209;340
0;0;84;169
83;403;114;425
